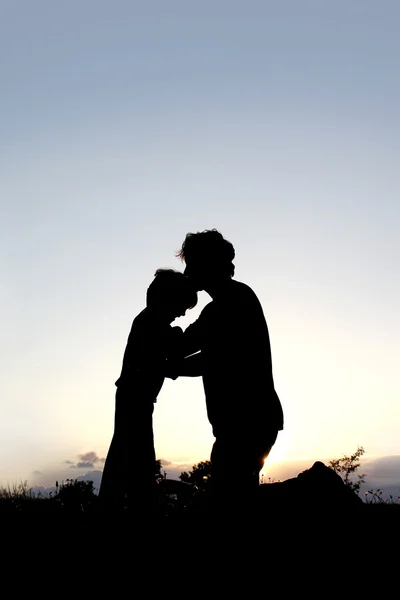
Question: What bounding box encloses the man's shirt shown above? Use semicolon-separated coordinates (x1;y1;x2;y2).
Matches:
181;279;284;436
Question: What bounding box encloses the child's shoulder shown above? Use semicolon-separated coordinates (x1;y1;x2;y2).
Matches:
131;307;148;325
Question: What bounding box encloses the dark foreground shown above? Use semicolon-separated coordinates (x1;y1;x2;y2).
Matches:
1;501;399;591
2;497;398;539
3;463;398;586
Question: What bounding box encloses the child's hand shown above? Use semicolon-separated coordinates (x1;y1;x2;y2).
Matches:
165;358;180;380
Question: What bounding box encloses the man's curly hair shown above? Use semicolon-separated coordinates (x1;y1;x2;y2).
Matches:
176;229;235;277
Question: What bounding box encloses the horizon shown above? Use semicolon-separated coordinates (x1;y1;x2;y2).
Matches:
5;452;400;504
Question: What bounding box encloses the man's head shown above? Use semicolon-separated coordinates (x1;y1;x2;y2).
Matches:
176;229;235;291
146;268;198;323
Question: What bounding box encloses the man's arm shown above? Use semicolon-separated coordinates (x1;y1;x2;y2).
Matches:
165;351;203;379
179;352;203;376
179;319;203;359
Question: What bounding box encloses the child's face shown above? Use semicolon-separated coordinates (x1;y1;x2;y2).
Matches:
170;302;189;322
159;302;188;324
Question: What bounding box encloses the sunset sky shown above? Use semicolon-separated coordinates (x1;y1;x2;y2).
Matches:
1;1;399;492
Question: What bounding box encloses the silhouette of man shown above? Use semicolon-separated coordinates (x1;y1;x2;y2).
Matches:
98;269;197;520
169;229;283;519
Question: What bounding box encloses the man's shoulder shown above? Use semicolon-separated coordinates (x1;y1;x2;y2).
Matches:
231;278;254;292
230;279;261;303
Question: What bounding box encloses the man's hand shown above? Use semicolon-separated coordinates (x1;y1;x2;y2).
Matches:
165;352;203;379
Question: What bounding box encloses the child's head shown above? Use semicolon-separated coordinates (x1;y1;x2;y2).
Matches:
146;268;198;322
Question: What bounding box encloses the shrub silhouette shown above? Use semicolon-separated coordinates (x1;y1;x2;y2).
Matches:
328;445;366;494
53;479;97;512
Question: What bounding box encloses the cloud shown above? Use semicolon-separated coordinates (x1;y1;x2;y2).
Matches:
30;470;104;497
359;455;400;500
61;451;104;486
362;455;400;482
159;459;197;481
75;470;103;489
78;451;105;465
30;484;55;497
61;451;106;471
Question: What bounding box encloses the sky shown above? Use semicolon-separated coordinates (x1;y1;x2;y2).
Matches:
1;1;399;495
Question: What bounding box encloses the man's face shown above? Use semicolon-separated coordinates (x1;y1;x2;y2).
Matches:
183;261;207;292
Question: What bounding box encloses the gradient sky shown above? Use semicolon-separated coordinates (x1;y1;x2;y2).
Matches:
1;1;399;489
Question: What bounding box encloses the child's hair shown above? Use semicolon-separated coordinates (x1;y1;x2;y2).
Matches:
146;268;198;309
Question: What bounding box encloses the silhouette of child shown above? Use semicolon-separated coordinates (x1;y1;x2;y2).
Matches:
98;268;197;518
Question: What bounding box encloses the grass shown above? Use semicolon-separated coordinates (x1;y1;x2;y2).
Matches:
1;478;399;520
1;479;399;575
364;488;400;505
